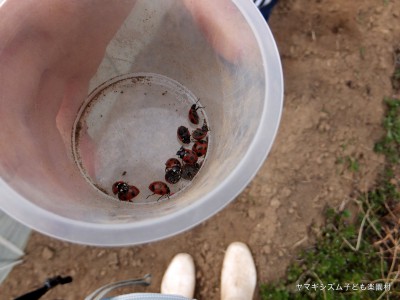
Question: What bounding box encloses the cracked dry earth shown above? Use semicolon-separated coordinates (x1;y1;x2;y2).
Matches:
2;0;400;299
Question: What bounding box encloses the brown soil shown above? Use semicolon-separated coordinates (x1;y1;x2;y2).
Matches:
2;0;400;299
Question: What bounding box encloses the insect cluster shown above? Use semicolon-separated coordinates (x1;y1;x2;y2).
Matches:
111;100;209;202
112;181;140;202
169;100;209;184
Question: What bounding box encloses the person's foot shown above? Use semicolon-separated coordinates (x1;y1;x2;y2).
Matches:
221;242;257;300
161;253;196;299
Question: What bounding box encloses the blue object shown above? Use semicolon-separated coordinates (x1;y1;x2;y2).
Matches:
253;0;279;21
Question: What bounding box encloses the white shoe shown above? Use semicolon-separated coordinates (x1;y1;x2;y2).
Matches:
161;253;196;299
221;242;257;300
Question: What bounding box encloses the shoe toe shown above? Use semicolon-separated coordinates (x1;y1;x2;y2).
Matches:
221;242;257;300
161;253;195;299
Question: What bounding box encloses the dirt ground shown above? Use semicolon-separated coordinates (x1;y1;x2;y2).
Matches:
2;0;400;299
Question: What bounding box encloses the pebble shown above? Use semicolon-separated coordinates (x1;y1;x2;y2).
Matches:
97;250;106;258
318;121;331;132
41;246;54;260
132;259;143;267
280;187;292;198
262;245;272;255
202;242;210;254
248;208;257;220
316;154;324;164
270;198;280;208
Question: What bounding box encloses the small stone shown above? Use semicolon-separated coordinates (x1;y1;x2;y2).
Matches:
97;250;106;258
132;259;143;267
270;198;280;208
288;207;295;214
281;187;292;198
318;121;331;132
202;242;210;254
41;247;54;260
262;245;271;255
248;208;257;220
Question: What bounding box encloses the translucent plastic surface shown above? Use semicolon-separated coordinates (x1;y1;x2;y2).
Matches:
0;0;283;245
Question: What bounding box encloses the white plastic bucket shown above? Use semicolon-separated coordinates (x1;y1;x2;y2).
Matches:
0;0;283;246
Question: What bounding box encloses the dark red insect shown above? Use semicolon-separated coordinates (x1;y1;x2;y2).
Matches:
165;158;182;184
192;140;208;157
192;129;207;141
188;100;205;125
112;181;139;202
192;120;210;141
118;185;140;202
147;181;171;201
181;163;200;181
165;158;182;172
177;126;191;144
176;146;198;165
165;166;182;184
